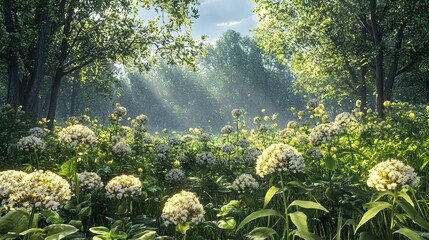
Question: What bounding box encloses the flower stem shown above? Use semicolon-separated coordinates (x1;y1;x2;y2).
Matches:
25;208;36;240
390;190;397;238
279;173;290;240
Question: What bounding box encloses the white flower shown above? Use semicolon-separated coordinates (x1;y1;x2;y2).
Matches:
231;108;245;118
161;191;205;226
309;123;340;146
287;121;299;129
17;135;45;152
221;125;234;134
9;170;71;211
307;147;323;160
105;175;142;199
0;170;27;207
165;169;186;184
196;151;215;165
112;141;132;156
256;143;305;177
334;112;357;128
199;134;211;142
367;159;419;191
236;139;249;148
232;174;259;193
73;171;104;191
134;114;149;125
28;127;46;138
112;103;127;117
222;144;235;154
58;125;97;148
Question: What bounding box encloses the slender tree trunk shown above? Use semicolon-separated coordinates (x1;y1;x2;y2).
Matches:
70;79;80;116
359;64;367;113
370;0;384;118
23;1;49;118
426;77;429;103
385;23;406;101
3;0;21;109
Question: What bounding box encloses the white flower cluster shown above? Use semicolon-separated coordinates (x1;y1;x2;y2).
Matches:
334;112;357;128
75;171;104;191
161;190;205;226
17;135;45;152
287;121;299;129
309;123;340;146
245;148;261;163
232;174;259;193
306;99;319;111
105;175;142;199
168;138;182;147
165;169;186;184
0;170;27;206
199;133;211;142
112;103;127;117
231;108;245;118
134;114;149;125
182;134;193;142
8;170;71;211
118;126;131;137
196;151;215;165
112;141;132;156
28;127;46;138
256;143;305;177
58;124;97;148
367;159;419;191
307;147;323;160
222;144;235;154
231;155;245;165
221;125;234;134
134;125;148;139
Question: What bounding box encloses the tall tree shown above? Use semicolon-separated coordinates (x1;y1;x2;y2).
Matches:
253;0;429;117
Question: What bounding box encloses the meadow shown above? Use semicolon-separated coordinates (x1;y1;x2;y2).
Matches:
1;100;429;240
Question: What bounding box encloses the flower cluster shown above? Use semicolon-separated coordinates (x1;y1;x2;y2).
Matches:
232;174;259;193
287;121;299;129
112;103;127;117
165;169;186;184
8;170;71;211
161;191;205;226
309;123;340;146
105;175;142;199
367;159;419;191
75;171;104;191
58;125;97;148
221;125;234;134
307;147;323;160
28;127;46;138
256;143;305;177
334;112;357;128
133;114;149;126
196;151;215;165
182;134;193;142
168;138;182;147
0;170;27;206
231;108;245;118
245;148;261;163
221;144;234;154
199;133;211;142
17;135;45;152
236;139;249;148
112;141;132;156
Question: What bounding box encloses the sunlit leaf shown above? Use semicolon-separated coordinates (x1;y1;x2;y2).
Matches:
288;200;329;212
244;227;278;240
355;201;392;233
264;186;279;208
236;209;284;233
394;228;425;240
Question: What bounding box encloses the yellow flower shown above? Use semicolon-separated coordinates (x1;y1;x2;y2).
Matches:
173;160;181;167
408;112;416;120
356;100;361;107
383;101;391;108
263;116;270;121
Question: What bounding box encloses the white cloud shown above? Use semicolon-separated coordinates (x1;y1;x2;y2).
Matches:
216;20;242;27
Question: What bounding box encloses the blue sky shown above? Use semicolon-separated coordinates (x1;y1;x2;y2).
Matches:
191;0;257;41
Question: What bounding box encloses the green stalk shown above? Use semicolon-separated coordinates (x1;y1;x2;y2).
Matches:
279;173;290;240
25;208;36;240
390;190;397;239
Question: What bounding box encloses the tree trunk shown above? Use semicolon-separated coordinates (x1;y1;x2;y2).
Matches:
359;64;367;113
370;0;384;118
3;0;21;109
70;79;80;116
385;23;406;101
22;1;49;118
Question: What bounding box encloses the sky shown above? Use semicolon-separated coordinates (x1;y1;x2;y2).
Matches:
191;0;257;41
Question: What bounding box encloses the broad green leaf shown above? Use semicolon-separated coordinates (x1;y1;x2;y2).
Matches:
397;199;429;231
18;228;44;236
78;206;92;218
244;227;278;240
394;228;425;240
217;217;236;230
325;155;336;170
358;232;376;240
0;210;30;234
90;226;110;235
398;191;414;207
176;222;190;235
287;181;313;192
288;200;329;213
294;230;323;240
218;200;240;217
289;211;308;231
236;209;284;233
355;201;392;233
130;230;158;240
264;186;279;208
371;191;394;203
44;224;78;240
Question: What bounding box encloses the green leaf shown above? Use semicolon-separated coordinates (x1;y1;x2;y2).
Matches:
264;186;279;208
289;211;308;231
68;220;83;231
18;228;44;236
287;181;313;192
294;230;323;240
0;210;30;234
78;206;92;218
244;227;278;240
176;222;190;235
397;191;414;207
397;199;429;231
90;226;110;235
218;200;240;217
394;228;425;240
325;155;336;170
355;201;392;233
44;224;78;240
371;191;394;202
130;230;158;240
236;209;284;233
217;217;236;230
288;200;329;213
59;159;75;178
